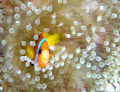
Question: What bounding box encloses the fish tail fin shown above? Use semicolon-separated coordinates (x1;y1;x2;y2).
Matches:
24;44;34;59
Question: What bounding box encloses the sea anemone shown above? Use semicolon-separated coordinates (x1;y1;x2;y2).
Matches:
0;0;120;92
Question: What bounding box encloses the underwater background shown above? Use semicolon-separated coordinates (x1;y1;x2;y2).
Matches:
0;0;120;92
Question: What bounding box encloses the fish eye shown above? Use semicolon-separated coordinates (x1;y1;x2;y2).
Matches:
39;49;42;54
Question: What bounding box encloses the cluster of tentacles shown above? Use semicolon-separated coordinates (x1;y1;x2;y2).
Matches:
0;0;120;92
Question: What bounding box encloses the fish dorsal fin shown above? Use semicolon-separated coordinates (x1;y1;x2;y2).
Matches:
46;33;61;46
43;32;51;38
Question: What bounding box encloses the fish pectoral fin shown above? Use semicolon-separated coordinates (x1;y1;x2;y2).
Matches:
49;51;57;57
47;33;61;46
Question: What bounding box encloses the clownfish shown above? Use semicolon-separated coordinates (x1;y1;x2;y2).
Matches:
33;33;49;67
24;32;61;68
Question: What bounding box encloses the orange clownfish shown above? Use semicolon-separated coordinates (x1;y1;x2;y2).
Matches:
33;33;50;68
24;32;61;68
